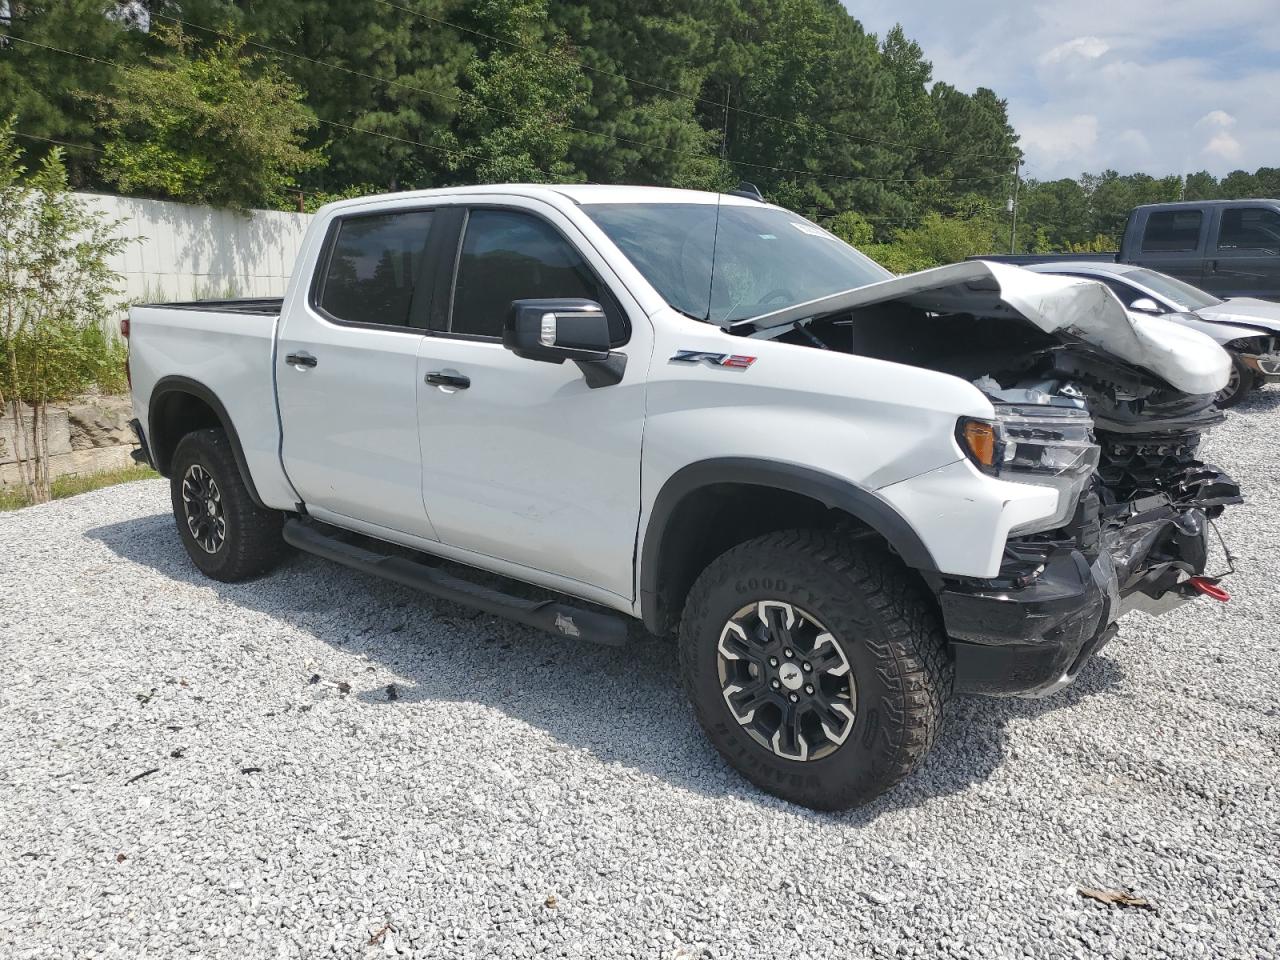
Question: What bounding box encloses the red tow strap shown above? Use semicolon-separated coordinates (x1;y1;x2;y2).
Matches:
1187;576;1231;602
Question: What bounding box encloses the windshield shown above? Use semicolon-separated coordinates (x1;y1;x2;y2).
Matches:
1129;268;1223;311
582;201;892;323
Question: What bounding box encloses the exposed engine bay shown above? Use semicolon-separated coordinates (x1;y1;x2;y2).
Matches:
741;262;1243;693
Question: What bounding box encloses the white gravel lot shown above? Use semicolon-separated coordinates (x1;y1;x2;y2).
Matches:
2;394;1279;960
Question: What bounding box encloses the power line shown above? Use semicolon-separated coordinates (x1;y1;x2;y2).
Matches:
12;131;105;154
370;0;1019;165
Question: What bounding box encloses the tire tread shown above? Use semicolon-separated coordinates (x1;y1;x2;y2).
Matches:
678;528;952;809
170;428;288;582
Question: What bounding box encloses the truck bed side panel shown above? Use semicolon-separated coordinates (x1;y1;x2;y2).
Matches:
129;304;298;510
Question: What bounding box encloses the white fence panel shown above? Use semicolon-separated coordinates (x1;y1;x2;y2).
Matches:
74;192;314;310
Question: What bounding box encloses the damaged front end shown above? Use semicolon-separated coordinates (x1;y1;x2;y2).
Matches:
942;352;1241;696
743;260;1244;697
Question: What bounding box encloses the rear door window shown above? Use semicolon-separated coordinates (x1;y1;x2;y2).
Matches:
1140;211;1203;253
317;211;435;327
1217;207;1280;253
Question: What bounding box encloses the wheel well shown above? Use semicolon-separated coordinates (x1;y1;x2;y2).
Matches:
644;483;903;636
1225;336;1269;353
149;391;222;476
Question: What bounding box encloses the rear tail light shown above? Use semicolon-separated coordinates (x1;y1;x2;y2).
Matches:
120;316;130;338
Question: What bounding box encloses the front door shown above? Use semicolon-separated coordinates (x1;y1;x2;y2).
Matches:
277;208;440;540
1203;205;1280;301
415;202;649;602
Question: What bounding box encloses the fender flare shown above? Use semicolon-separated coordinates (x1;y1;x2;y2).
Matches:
638;457;939;633
149;375;266;508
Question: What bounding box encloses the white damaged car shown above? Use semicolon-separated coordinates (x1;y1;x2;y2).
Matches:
1024;260;1280;407
125;185;1243;808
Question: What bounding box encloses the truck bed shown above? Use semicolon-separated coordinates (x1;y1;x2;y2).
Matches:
137;297;284;316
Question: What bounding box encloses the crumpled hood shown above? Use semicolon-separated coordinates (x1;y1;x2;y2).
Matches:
752;260;1230;395
1197;297;1280;334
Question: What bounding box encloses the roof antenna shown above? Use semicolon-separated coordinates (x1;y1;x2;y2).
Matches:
728;181;764;202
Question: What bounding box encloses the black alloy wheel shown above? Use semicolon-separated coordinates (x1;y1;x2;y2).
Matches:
181;463;226;554
716;600;856;762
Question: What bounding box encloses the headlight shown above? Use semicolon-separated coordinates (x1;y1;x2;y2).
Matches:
958;405;1100;535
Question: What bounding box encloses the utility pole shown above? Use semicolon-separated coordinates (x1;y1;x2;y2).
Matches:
1008;159;1022;254
720;86;730;161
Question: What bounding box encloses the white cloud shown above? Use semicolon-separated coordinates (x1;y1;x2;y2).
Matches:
1204;132;1243;160
1020;114;1099;158
1040;36;1110;65
843;0;1280;179
1196;109;1237;129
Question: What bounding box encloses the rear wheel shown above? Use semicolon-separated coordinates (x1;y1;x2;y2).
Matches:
678;529;951;810
1215;351;1256;409
169;428;288;582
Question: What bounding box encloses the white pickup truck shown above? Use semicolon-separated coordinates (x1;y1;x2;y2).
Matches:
127;184;1242;809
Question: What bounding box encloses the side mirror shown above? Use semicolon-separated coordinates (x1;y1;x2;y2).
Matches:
1129;297;1162;314
503;298;625;388
504;299;611;362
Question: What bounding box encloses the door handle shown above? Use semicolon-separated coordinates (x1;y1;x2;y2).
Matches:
425;371;470;390
285;351;318;368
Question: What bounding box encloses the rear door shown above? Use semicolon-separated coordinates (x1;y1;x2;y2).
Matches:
1203;204;1280;300
414;200;650;602
1128;208;1208;286
276;207;444;539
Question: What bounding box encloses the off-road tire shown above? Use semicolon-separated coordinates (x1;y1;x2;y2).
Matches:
169;428;289;582
1215;351;1256;409
678;529;951;810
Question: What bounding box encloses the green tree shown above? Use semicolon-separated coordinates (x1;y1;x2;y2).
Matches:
0;1;147;186
1017;178;1091;251
1220;169;1261;199
444;0;588;183
1183;171;1220;201
96;24;322;209
155;0;474;193
826;210;874;246
863;209;1000;273
0;117;131;503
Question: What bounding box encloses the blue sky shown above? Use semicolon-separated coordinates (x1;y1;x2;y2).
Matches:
844;0;1280;181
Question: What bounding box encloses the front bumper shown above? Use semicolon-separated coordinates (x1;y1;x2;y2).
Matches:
939;486;1235;697
942;544;1120;697
1241;353;1280;384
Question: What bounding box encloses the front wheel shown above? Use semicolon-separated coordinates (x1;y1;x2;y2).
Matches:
169;428;289;582
1215;351;1256;409
678;530;951;810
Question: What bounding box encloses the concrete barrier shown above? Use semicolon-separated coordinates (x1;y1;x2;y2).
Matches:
1;396;139;487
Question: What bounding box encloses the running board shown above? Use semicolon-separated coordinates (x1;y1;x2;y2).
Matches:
282;519;629;647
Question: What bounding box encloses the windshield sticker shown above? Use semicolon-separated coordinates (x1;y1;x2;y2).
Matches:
789;221;837;239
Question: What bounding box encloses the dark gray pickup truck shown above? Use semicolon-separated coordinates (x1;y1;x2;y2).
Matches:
979;199;1280;301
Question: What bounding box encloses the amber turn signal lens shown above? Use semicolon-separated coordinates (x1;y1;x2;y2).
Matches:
960;419;998;468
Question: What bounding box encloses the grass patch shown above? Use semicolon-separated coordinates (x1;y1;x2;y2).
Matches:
0;463;159;511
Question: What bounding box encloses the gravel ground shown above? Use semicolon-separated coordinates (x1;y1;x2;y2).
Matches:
2;395;1278;960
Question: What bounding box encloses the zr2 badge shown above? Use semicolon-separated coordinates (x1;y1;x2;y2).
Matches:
670;350;757;369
